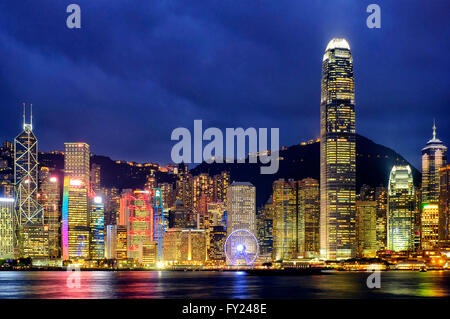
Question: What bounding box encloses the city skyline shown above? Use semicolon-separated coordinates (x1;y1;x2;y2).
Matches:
0;1;449;303
0;1;448;168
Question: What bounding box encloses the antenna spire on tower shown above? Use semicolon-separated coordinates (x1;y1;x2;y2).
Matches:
433;119;437;140
30;103;33;126
22;102;26;127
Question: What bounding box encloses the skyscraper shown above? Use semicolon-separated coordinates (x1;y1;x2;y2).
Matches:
422;123;447;203
355;200;377;257
90;163;101;194
226;182;256;236
62;142;90;261
439;165;450;247
0;197;15;259
120;190;153;260
14;105;48;258
105;224;117;259
38;167;61;259
387;165;415;252
89;196;105;259
213;171;230;204
375;186;388;250
272;179;297;260
421;123;446;250
258;197;274;259
299;178;320;258
320;38;356;260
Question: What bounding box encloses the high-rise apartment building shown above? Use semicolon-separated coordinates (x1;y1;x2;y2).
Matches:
159;182;175;209
175;168;193;211
387;165;415;252
62;142;90;261
320;38;356;260
193;173;213;213
213;171;230;204
90;163;101;194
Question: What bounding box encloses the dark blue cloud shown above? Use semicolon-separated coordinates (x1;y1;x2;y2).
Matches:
0;0;448;169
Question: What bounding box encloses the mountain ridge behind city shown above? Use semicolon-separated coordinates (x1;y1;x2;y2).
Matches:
28;134;421;207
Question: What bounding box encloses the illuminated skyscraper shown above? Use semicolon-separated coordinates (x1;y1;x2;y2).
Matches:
38;167;60;258
320;38;356;259
120;190;153;260
272;179;297;260
422;123;447;203
105;224;117;259
226;182;256;236
89;196;105;259
299;178;320;257
90;163;101;194
193;173;213;213
116;225;127;260
159;182;175;209
213;171;230;204
208;225;227;264
62;142;90;261
175;167;193;211
421;204;439;251
0;198;15;259
258;197;274;259
421;123;446;250
439;165;450;247
355;201;377;257
163;228;207;265
375;187;388;250
14;104;48;258
387;165;415;252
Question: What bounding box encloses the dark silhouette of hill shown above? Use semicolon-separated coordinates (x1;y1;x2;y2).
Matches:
35;134;420;207
191;134;421;207
38;153;176;190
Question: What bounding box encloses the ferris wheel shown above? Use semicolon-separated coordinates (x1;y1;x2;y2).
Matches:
224;229;259;266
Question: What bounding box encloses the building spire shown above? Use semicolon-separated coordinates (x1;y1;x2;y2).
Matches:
22;102;26;127
433;119;436;140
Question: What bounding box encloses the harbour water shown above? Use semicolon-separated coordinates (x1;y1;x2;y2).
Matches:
0;270;448;299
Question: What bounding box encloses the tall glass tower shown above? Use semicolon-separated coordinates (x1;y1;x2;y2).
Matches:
14;104;48;258
422;122;447;203
320;38;356;259
62;142;90;261
421;122;446;250
387;165;415;252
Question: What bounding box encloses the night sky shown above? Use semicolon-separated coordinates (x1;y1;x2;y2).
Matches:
0;0;448;169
